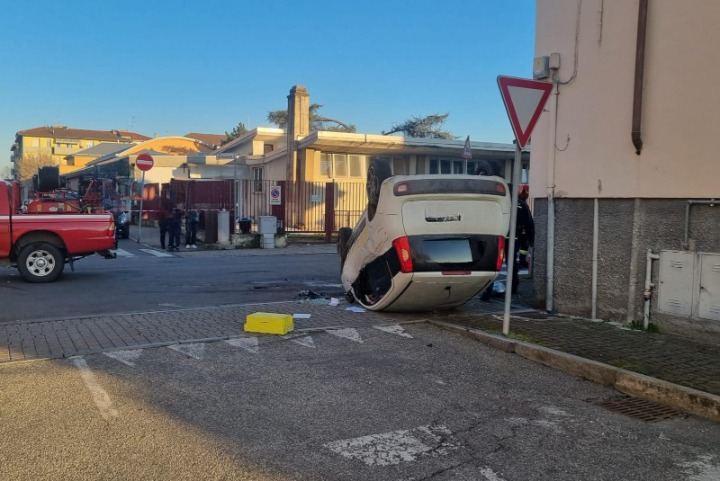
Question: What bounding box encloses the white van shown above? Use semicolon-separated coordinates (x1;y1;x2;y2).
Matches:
338;160;512;311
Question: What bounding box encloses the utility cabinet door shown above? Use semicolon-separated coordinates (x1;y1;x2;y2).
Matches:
658;251;695;317
699;253;720;321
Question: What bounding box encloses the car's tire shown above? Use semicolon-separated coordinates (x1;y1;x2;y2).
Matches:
17;242;65;283
366;158;392;221
337;227;353;269
344;290;356;304
474;160;495;176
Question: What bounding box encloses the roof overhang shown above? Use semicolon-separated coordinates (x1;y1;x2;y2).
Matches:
296;131;525;159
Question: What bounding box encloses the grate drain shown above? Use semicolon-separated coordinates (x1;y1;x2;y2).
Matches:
593;395;685;422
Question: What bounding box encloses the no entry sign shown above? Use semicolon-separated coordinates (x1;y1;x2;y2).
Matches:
136;153;154;171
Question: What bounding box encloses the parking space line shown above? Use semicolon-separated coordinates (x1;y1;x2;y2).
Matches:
72;356;119;420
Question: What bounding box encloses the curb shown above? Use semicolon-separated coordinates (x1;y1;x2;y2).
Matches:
429;320;720;422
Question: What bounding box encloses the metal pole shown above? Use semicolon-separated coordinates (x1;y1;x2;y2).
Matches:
137;170;145;243
503;143;522;336
234;156;239;233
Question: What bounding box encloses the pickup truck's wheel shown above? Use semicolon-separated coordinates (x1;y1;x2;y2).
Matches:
366;158;392;221
17;243;65;283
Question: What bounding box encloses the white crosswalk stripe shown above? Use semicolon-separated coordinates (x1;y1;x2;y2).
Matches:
139;248;175;258
112;248;134;257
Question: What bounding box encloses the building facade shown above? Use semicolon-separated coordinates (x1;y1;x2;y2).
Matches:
11;126;150;177
531;0;720;338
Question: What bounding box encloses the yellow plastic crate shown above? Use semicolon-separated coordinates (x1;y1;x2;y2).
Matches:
244;312;294;335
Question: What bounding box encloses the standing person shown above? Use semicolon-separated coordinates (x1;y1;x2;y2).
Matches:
512;192;535;294
185;209;199;248
517;185;532;269
168;207;183;251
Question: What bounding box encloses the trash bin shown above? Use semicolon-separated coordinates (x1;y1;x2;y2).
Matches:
239;217;252;234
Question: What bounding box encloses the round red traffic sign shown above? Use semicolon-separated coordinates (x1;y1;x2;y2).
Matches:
136;153;154;172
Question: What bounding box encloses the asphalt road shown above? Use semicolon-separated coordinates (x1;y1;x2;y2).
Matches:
2;322;718;481
0;239;344;323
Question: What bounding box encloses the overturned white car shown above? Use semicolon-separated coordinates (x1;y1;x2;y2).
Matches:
338;159;512;311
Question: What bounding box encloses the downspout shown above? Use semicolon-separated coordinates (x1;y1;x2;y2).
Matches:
591;198;599;319
643;249;660;329
631;0;649;155
546;80;559;313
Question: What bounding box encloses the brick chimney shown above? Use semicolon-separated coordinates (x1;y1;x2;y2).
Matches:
286;85;310;181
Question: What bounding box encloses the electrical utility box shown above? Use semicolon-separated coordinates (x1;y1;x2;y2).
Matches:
658;250;720;321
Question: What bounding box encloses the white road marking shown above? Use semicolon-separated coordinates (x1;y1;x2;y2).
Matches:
140;248;175;257
283;335;315;348
72;356;119;421
479;467;507;481
374;324;414;338
678;454;720;481
168;343;205;360
327;328;363;343
113;248;134;257
324;424;455;466
104;349;143;367
226;337;259;354
293;313;311;319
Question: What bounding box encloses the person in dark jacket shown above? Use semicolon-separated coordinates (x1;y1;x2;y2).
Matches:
512;194;535;294
185;209;199;248
168;208;183;251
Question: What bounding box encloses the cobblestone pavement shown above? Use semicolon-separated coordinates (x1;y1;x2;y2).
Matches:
2;228;718;420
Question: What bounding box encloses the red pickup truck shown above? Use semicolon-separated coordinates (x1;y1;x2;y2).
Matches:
0;180;116;282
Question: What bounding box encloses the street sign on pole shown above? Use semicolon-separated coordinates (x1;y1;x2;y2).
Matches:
461;135;472;159
136;153;154;172
497;76;553;149
134;153;154;243
497;76;552;336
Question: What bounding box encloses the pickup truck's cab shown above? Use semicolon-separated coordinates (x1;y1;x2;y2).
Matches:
0;180;117;282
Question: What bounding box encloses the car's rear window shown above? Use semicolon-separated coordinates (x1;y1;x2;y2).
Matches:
393;178;505;197
405;234;500;272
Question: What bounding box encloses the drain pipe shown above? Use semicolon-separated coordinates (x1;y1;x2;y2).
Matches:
631;0;649;154
546;80;559;313
643;249;660;329
684;199;718;247
591;198;599;319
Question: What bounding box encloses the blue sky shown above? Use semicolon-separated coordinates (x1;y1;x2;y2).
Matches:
1;0;535;173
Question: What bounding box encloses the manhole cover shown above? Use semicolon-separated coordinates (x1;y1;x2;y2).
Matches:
593;396;685;422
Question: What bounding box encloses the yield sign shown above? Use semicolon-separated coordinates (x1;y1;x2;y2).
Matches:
497;76;553;149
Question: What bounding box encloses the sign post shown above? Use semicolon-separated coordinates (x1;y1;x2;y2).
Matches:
497;76;552;336
135;153;154;244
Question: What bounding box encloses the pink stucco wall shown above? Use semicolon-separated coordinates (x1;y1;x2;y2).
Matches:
531;0;720;199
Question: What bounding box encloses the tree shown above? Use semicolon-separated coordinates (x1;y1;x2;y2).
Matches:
382;113;455;139
15;152;56;181
267;104;356;133
0;164;12;180
221;122;249;145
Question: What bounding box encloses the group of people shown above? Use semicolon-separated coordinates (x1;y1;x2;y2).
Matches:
158;207;199;251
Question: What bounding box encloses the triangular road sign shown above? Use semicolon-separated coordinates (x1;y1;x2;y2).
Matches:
497;76;553;149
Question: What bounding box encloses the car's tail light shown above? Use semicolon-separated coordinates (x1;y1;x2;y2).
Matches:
393;236;414;273
496;236;505;271
496;182;506;194
109;221;116;237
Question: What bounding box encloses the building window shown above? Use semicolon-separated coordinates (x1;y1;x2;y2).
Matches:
252;167;264;192
334;154;348;177
263;143;274;154
66;158;75;166
430;158;475;175
319;153;367;178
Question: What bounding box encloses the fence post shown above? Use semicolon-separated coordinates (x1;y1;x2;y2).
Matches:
324;182;335;243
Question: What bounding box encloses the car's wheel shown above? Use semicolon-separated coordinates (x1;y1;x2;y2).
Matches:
366;158;392;221
345;290;356;304
474;160;495;176
17;242;65;283
337;227;353;269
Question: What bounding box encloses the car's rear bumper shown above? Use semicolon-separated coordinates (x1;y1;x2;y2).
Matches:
358;271;498;311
